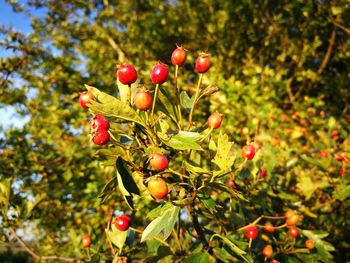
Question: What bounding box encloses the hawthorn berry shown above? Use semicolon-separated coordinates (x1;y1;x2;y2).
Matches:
171;45;187;66
147;177;168;199
208;112;222;129
262;245;273;259
241;145;256;160
92;130;110;145
134;89;153;111
245;226;258;239
288;227;299;238
260;168;267;178
91;114;110;131
149;153;168;171
151;62;168;84
305;239;315;249
195;53;211;73
117;64;138;85
114;215;132;231
79;91;94;109
81;235;92;248
264;222;275;234
285;210;299;226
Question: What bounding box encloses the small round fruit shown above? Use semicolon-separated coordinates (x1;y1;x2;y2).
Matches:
148;177;168;199
117;64;138;85
286;211;299;226
151;62;168;84
171;45;187;66
262;245;273;259
226;180;235;188
92;130;110;145
195;53;211;73
288;227;299;238
81;235;92;248
264;222;275;234
260;168;267;178
208;112;222;129
241;145;256;160
134;89;153;111
245;226;258;239
149;153;168;171
79;91;94;108
305;239;315;249
114;215;132;231
91;114;110;131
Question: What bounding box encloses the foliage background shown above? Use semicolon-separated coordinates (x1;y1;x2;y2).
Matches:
0;0;349;262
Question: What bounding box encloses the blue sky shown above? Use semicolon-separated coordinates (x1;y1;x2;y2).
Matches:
0;0;33;131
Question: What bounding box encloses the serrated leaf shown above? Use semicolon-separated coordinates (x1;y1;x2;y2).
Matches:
106;223;128;252
165;131;202;151
333;184;350;201
210;234;249;262
85;85;146;127
184;161;210;174
212;132;235;171
302;230;335;261
180;91;195;111
184;252;215;263
116;157;140;196
296;176;329;200
141;205;180;242
146;203;173;220
198;192;217;214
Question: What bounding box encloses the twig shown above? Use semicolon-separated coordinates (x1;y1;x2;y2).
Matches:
9;228;80;262
316;30;336;76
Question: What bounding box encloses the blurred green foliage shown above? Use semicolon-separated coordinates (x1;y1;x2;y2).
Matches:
0;0;349;262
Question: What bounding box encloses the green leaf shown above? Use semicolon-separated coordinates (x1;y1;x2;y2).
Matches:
98;176;118;202
85;85;146;127
180;91;195;111
184;161;210;174
302;230;335;261
212;132;235;171
209;234;249;262
146;203;173;220
198;192;217;214
184;252;215;263
141;204;180;242
296;176;329;200
116;157;140;196
25;193;46;217
165;131;202;151
333;184;350;201
106;223;128;252
207;182;247;201
300;155;328;171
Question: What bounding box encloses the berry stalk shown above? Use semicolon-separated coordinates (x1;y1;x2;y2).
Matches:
151;83;160;124
188;73;203;128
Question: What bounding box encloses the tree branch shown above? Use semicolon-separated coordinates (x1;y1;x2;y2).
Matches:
10;228;81;262
317;30;336;76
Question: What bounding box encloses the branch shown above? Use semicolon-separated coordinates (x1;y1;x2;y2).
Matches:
333;21;350;34
316;30;336;76
10;228;81;262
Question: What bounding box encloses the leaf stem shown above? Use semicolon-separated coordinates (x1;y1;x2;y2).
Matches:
188;73;203;129
200;127;213;142
151;84;160;124
172;228;182;252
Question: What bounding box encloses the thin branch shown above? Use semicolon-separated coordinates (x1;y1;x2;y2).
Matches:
333;21;350;34
10;228;81;262
316;30;336;76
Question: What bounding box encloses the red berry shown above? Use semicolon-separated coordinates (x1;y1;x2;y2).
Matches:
285;211;299;226
264;222;275;234
114;215;132;231
148;177;168;199
79;91;94;109
134;89;153;111
242;145;256;160
320;150;328;158
151;62;168;84
92;130;110;145
226;180;235;188
117;64;138;85
288;227;299;238
245;226;258;239
260;168;267;178
81;235;92;248
91;114;110;131
305;239;315;249
208;112;222;129
171;45;187;66
149;153;168;171
195;53;211;73
262;245;273;259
